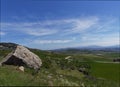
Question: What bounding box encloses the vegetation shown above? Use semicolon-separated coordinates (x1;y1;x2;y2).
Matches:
89;62;120;82
0;44;119;86
0;49;12;61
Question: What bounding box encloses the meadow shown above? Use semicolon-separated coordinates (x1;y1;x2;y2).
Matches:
0;48;119;86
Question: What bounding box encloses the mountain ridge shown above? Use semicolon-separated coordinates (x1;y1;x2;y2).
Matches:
0;42;119;52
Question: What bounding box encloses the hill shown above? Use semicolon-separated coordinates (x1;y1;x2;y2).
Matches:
0;42;18;50
0;42;119;86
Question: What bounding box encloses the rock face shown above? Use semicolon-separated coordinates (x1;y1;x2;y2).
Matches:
0;45;42;70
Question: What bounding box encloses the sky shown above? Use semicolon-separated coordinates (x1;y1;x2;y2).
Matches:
0;0;120;50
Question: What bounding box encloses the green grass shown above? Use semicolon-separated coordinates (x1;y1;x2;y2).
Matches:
0;49;119;86
0;65;34;86
1;65;119;87
56;69;84;78
0;50;12;61
103;52;120;59
89;62;120;83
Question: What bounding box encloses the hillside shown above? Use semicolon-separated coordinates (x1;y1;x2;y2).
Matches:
0;42;119;86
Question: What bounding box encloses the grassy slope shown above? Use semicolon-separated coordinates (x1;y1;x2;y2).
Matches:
0;50;12;61
0;49;119;86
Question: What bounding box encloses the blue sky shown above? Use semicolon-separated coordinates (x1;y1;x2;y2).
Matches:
0;0;120;50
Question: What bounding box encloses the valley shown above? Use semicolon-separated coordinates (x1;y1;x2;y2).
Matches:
0;43;119;86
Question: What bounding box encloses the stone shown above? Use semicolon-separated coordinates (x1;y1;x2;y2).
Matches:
0;45;42;70
65;56;71;60
18;66;24;72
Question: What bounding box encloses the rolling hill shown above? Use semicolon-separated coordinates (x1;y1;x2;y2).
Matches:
0;42;119;86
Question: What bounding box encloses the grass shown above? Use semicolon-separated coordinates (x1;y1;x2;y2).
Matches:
56;69;84;78
89;62;120;83
0;65;33;86
1;65;119;87
0;49;119;86
0;50;12;61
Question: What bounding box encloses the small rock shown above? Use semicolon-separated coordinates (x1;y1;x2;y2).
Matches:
18;66;24;72
65;56;71;59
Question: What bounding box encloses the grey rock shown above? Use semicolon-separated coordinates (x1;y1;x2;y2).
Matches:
0;45;42;70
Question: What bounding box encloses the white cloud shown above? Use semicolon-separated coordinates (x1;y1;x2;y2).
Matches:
95;18;118;33
1;16;99;36
84;37;119;46
62;17;99;35
1;16;118;48
25;28;58;36
1;15;119;50
80;33;119;46
33;39;73;44
0;32;6;36
69;17;98;30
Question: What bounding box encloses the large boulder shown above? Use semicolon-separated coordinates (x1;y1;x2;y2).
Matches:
0;45;42;70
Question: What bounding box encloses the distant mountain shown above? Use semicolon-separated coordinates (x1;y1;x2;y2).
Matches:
73;45;119;50
0;42;119;53
52;45;119;54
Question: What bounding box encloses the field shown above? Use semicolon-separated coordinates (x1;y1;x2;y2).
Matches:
87;62;120;82
0;47;119;86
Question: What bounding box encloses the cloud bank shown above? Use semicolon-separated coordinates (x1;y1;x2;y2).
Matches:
1;16;119;49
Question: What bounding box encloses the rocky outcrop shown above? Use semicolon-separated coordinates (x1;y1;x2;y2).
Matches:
0;45;42;70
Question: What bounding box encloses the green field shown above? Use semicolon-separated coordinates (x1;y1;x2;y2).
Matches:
88;62;120;82
0;48;119;86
